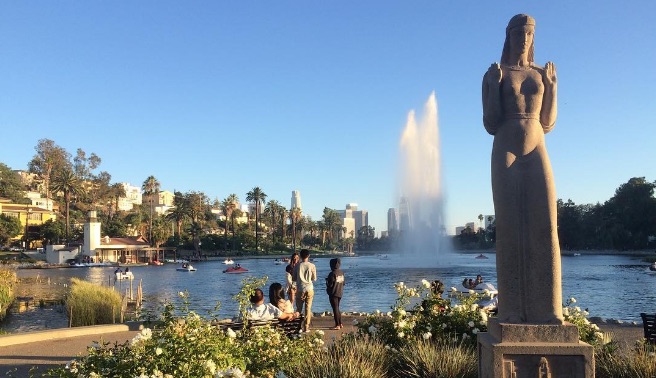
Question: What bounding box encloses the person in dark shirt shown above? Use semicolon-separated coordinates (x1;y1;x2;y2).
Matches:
325;258;345;330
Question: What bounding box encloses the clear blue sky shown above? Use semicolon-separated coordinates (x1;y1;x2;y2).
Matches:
1;2;655;235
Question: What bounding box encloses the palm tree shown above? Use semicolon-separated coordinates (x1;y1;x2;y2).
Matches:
51;167;83;245
142;176;160;245
109;183;126;219
289;207;302;252
165;191;190;244
221;194;239;252
478;214;484;232
246;187;267;252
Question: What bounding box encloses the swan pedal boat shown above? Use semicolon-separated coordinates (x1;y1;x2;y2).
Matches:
223;259;234;265
177;264;197;272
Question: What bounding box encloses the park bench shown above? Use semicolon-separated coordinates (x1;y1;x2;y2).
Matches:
217;316;304;338
640;313;656;345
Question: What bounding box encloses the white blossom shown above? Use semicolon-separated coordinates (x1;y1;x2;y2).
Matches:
422;279;431;288
468;321;475;328
155;347;163;356
422;332;432;340
226;328;237;338
569;297;577;304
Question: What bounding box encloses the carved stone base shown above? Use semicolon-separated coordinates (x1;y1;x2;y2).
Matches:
478;320;594;378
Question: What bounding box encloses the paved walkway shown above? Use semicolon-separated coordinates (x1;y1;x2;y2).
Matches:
0;316;357;376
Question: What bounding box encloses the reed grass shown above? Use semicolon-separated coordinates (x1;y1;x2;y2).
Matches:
394;340;478;378
0;267;16;321
596;344;656;378
286;336;394;378
66;278;122;326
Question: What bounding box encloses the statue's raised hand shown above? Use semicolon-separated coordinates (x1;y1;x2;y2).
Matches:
486;62;502;86
543;61;557;87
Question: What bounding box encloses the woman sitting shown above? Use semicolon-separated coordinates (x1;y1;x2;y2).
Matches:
269;282;299;318
247;288;296;321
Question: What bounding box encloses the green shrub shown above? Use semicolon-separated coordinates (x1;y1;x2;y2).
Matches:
355;280;489;348
66;278;122;326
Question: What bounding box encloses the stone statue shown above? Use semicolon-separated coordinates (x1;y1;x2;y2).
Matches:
482;14;563;324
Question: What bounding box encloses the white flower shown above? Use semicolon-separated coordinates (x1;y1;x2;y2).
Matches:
204;360;217;374
422;332;432;340
398;320;407;328
471;304;479;311
398;309;407;316
562;307;570;316
473;328;480;334
140;328;152;340
450;287;457;292
422;279;431;288
569;297;577;304
479;310;488;323
226;328;237;338
469;289;475;295
468;321;475;328
398;332;405;338
178;291;185;297
398;282;404;287
155;347;163;355
316;330;324;336
368;325;377;335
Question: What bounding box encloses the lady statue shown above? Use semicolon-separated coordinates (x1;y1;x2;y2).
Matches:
482;14;563;324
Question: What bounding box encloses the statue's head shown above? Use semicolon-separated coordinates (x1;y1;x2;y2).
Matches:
501;14;535;64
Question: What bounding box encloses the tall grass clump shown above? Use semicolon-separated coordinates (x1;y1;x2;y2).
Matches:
595;342;656;378
0;267;16;321
286;335;394;378
395;340;477;378
66;278;122;326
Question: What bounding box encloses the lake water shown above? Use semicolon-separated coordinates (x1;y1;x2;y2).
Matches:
13;252;656;322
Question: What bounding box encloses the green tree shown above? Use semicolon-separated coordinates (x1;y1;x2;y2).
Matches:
141;175;160;245
0;163;26;202
51;167;83;245
39;218;65;246
0;214;22;246
246;187;267;252
357;225;376;250
603;177;656;249
28;139;71;201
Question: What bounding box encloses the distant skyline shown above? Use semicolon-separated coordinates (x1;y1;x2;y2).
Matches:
1;2;655;236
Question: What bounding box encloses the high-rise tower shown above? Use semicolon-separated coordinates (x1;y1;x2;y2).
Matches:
291;190;302;211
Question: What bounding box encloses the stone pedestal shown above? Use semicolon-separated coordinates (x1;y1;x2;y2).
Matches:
478;319;594;377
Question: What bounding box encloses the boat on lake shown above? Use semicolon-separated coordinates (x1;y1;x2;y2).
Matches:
177;263;196;272
650;262;656;272
223;265;248;274
115;271;134;281
475;254;489;259
223;258;234;265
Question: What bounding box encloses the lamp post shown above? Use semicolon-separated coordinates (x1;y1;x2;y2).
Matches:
24;206;32;252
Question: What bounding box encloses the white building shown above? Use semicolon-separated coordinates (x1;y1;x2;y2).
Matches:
117;183;142;211
337;203;369;239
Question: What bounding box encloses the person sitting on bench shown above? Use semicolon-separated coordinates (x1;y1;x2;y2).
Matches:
247;288;296;321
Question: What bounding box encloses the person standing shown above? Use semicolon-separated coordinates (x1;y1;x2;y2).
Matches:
293;249;316;332
325;258;345;330
285;252;300;308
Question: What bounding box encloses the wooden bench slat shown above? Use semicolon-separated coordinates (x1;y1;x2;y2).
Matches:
218;316;304;338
